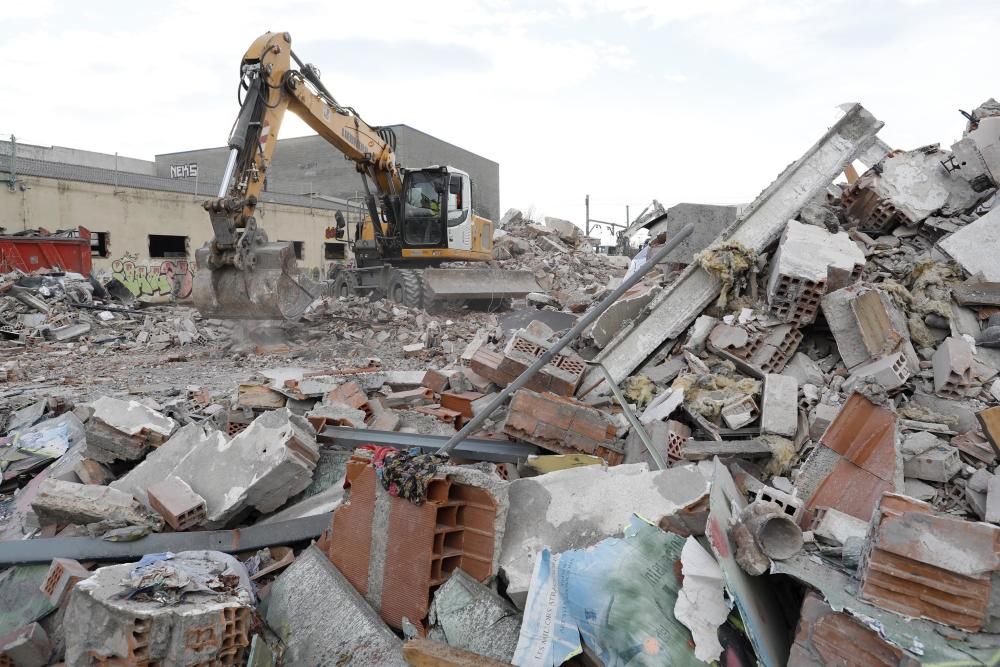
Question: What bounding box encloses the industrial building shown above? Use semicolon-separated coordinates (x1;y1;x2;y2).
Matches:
0;127;499;298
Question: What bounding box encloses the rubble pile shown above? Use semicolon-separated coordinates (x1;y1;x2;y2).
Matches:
2;100;1000;666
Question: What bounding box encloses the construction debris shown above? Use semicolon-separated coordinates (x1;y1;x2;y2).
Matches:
5;99;1000;665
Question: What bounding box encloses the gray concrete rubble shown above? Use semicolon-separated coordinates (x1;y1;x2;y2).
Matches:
499;463;710;607
112;409;319;527
65;551;254;665
8;98;1000;666
265;545;405;667
425;569;521;663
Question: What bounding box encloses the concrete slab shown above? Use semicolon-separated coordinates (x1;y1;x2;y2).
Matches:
652;203;739;265
426;569;521;663
581;104;883;392
498;463;710;607
761;374;798;438
266;545;405;666
940;206;1000;280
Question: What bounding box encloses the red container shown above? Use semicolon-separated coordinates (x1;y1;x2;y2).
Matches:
0;226;92;275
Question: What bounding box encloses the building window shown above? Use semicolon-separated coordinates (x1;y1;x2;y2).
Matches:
90;232;110;258
148;234;188;258
324;242;346;260
280;240;305;260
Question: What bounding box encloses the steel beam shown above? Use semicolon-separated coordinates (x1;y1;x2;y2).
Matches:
316;425;539;462
579;103;884;394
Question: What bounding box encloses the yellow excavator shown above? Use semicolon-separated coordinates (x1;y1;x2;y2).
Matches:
192;31;539;320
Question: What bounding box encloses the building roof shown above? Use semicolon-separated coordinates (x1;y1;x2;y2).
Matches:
0;153;351;212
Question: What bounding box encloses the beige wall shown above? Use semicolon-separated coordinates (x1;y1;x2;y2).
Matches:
1;174;346;298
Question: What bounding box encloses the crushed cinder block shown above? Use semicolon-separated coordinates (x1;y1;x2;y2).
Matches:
822;283;917;372
383;387;434;408
589;279;660;348
783;352;826;387
844;351;911;392
858;493;1000;632
40;557;91;608
0;622;50;667
309;401;368;428
84;396;177;463
266;545;405;666
504;389;622;464
499;463;710;607
30;479;162;531
902;431;961;482
113;409;319;527
809;402;841;440
721;394;758;429
809;507;869;547
760;373;798;437
425;569;521;663
933;336;977;397
147;476;207;531
327;455;508;633
766;220;864;324
708;321;803;376
65;551;254;665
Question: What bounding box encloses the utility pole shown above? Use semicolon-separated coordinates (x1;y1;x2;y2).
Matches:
7;135;16;192
585;194;590;237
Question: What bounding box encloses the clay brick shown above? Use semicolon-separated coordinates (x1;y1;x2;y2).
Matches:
505;389;621;464
789;592;919;667
440;391;484;419
326;381;372;418
40;557;91;607
147;476;207;531
858;493;999;632
422;369;450;395
328;459;377;597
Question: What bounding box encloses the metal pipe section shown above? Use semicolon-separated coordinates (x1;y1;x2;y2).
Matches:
436;223;694;456
217;148;239;198
591;361;667;470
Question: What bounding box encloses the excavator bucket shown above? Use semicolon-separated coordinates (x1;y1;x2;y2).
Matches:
191;242;316;320
422;268;541;302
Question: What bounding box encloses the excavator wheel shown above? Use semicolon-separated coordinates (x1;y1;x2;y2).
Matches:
387;268;424;309
330;270;358;299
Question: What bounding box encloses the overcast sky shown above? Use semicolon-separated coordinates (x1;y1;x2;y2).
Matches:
3;0;999;236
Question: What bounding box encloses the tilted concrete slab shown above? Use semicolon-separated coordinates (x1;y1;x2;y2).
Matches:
423;268;541;300
498;463;710;607
579;104;883;393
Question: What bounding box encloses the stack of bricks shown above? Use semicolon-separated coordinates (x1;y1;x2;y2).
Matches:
708;322;803;376
469;330;585;397
504;389;623;464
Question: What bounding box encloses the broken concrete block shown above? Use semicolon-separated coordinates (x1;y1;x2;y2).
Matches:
858;493;999;632
808;403;841;440
503;389;622;464
383;387;434;408
72;459;113;485
84;396;177;463
421;368;450;394
113;410;319;527
933;336;976;397
940;205;1000;280
810;507;869;547
325;381;372;417
266;545;405;666
845;351;910;392
766;220;864;324
640;386;684;425
328;457;508;632
986;474;1000;524
65;551;254;665
969;467;994;494
649;202;739;265
425;569;521;663
708;321;803;376
680;438;772;462
721;394;758;429
589;279;660;349
147;476;207;531
0;622;50;667
543;216;581;243
499;463;710;607
403;342;425;357
30;479;161;531
309;401;368;428
783;352;826;387
40;557;91;608
761;373;798;437
683;314;719;354
497;330;586;396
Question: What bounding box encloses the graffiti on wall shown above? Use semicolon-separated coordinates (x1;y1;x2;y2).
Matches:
111;253;195;299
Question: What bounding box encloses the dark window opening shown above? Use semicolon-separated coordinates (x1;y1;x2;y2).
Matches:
90;232;110;258
280;240;305;260
148;234;188;258
325;242;346;260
